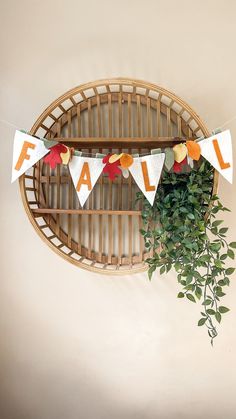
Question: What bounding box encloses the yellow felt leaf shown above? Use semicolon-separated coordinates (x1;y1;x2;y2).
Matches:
109;153;123;163
173;143;187;163
60;146;71;164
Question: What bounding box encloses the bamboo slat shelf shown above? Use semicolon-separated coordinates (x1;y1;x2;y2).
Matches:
19;78;217;274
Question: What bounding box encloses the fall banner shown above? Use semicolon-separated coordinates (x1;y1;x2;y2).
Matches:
11;129;233;206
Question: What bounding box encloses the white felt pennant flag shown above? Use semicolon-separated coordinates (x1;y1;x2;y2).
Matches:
129;153;165;205
11;130;49;183
69;156;104;207
199;130;233;184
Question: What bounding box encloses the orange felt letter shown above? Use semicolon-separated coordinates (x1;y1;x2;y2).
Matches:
76;162;92;191
212;139;230;170
15;141;36;171
141;161;155;191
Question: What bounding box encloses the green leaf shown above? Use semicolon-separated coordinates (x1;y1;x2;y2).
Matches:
148;266;156;280
215;312;222;323
166;263;172;273
177;292;185;298
210;242;221;252
215;290;226;297
206;309;216;315
174;262;181;272
219;306;230;314
227;249;235;260
229;242;236;249
186;275;193;285
160;265;165;275
225;267;235;275
186;293;196;303
212;220;223;227
187;213;195;220
215;259;222;268
219;227;228;234
218;279;226;287
195;286;202;300
199;162;205;172
198;318;206;326
202;299;212;306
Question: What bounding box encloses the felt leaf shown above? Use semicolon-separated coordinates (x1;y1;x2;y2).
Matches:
164;148;175;171
121;168;129;178
44;144;67;169
60;146;71;164
102;154;111;164
120;153;133;169
103;162;121;180
103;154;122;180
173;143;187;163
186;140;201;161
187;155;194;168
109;153;123;163
173;156;188;173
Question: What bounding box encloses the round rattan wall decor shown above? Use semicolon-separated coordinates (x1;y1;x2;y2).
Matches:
19;78;218;274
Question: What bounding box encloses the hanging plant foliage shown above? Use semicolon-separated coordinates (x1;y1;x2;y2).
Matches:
137;160;235;344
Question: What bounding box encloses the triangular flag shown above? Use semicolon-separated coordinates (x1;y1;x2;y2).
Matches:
11;130;49;183
199;130;233;184
69;156;104;207
129;153;165;205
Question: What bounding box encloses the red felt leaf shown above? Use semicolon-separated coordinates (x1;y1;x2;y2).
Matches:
44;144;67;169
173;156;187;173
102;154;111;164
54;144;67;153
102;154;122;180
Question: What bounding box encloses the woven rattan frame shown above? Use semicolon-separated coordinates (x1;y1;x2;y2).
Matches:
19;78;218;274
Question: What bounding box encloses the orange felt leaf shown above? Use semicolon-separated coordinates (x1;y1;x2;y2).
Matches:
120;153;133;168
186;140;201;161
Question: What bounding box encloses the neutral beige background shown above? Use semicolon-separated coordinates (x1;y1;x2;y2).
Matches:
1;0;236;418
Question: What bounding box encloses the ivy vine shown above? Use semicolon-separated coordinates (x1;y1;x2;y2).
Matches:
137;160;235;344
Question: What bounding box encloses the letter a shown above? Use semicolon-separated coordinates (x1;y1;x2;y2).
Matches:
76;162;92;191
141;161;155;191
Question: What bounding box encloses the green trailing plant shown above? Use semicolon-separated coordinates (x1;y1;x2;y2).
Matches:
137;160;235;344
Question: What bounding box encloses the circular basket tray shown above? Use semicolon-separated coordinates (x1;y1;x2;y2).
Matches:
19;78;218;274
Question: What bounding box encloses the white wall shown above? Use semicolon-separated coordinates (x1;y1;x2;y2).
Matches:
1;1;236;418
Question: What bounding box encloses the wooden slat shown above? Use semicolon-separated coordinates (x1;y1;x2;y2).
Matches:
56;120;62;235
97;94;103;262
88;147;93;258
76;104;82;253
108;179;113;264
177;114;182;136
97;95;102;136
77;104;81;137
147;96;151;137
67;110;72;247
167;106;171;136
137;95;141;136
53;136;193;144
156;94;162;136
108;93;112;137
128;93;133;265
